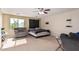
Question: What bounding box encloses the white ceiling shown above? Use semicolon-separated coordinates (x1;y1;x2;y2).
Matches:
1;8;78;17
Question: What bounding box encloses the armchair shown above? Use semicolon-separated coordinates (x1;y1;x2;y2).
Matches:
14;28;28;38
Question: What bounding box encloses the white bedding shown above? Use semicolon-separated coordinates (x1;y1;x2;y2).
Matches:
28;31;50;37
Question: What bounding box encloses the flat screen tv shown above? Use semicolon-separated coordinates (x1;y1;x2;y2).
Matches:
29;19;39;28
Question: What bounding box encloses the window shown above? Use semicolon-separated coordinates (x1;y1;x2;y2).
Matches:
10;18;24;29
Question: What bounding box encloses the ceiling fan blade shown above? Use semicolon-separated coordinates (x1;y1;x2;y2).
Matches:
38;8;44;11
45;9;50;11
44;12;48;14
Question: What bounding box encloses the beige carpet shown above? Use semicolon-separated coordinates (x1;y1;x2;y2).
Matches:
1;36;61;51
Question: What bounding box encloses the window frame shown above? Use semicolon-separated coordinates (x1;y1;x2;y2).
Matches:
9;18;25;29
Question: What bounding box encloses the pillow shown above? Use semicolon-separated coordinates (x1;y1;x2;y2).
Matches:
76;32;79;34
29;28;35;31
69;32;79;39
75;33;79;38
35;28;40;30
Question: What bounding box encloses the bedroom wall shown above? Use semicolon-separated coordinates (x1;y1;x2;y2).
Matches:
40;9;79;36
0;12;2;48
40;15;54;35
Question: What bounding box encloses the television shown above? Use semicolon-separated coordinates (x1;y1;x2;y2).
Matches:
29;19;39;28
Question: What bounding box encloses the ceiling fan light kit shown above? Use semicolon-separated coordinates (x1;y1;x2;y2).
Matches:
38;11;45;14
33;8;50;15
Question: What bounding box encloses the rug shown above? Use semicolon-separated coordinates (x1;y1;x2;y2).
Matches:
2;38;27;49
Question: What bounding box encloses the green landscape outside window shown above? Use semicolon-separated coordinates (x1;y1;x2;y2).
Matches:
10;18;24;29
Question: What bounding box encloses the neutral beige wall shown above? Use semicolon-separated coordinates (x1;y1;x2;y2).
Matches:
2;14;30;37
40;9;79;36
40;15;54;35
0;12;2;48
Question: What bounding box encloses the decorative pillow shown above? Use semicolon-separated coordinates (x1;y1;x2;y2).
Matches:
75;33;79;38
69;32;79;39
76;32;79;34
35;28;40;30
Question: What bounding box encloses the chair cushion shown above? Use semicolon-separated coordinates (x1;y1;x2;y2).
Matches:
60;33;79;51
14;28;27;38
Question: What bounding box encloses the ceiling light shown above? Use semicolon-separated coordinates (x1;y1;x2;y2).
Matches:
38;12;44;14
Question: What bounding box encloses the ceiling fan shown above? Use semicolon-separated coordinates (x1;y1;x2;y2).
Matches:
33;8;50;15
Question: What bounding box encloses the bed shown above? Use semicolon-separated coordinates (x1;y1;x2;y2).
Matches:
28;28;50;38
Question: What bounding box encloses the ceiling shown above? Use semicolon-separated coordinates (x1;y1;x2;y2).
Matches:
0;8;78;17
